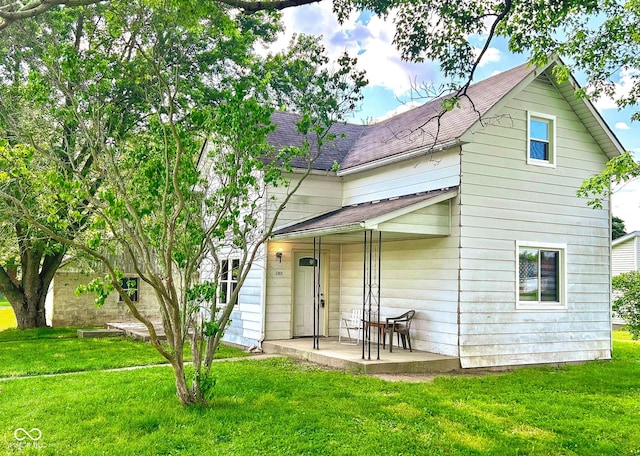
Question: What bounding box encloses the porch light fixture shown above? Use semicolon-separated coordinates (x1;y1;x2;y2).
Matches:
276;248;283;263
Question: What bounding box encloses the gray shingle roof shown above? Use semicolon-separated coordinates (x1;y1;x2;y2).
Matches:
340;62;535;171
268;111;368;172
269;59;623;173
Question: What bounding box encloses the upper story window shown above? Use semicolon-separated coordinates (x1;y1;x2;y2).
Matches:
219;259;239;306
527;112;556;168
516;242;566;310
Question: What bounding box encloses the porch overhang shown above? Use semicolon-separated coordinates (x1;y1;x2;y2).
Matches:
272;186;459;243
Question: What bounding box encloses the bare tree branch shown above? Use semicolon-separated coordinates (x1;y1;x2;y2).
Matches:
385;0;515;164
0;0;321;30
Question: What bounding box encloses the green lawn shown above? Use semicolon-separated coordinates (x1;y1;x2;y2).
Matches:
0;327;247;378
0;332;639;455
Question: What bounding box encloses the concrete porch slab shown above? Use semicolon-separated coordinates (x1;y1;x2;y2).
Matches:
262;338;460;374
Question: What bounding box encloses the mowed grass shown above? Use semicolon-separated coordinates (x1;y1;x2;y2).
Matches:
0;327;247;378
0;332;639;455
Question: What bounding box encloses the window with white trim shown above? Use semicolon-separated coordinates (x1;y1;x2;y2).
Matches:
219;259;239;306
517;242;566;309
527;112;556;167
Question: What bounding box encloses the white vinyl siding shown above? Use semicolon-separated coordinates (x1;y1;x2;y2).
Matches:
264;233;462;358
225;261;264;346
268;174;343;229
342;149;460;206
335;234;461;357
457;74;611;368
200;255;265;347
611;235;639;327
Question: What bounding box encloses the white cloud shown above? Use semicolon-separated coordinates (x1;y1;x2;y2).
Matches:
262;3;439;97
613;179;640;232
616;122;631;130
592;67;640;111
472;47;502;67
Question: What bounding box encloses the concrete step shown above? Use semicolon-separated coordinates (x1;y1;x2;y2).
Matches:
77;329;125;338
105;321;166;341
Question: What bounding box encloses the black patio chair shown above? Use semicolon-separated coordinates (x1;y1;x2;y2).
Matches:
384;310;415;352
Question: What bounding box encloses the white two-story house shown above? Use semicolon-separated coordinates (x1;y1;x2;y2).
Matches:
208;57;623;369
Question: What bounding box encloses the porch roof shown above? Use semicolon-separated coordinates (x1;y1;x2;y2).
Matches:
272;186;458;242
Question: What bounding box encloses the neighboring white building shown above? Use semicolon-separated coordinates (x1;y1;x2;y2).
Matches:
207;57;623;369
612;231;640;276
612;231;640;327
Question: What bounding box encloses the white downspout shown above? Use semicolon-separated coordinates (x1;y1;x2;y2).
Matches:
259;183;269;349
339;244;343;334
635;235;638;272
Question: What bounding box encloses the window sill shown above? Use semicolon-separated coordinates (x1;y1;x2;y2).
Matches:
517;303;567;311
527;158;556;168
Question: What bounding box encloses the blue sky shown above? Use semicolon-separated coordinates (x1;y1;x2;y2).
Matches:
272;2;640;231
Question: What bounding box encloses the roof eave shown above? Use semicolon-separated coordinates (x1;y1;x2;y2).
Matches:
271;223;364;240
612;230;640;247
568;79;626;159
337;139;463;177
271;187;459;240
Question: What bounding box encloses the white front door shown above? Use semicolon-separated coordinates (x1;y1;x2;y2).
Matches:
293;253;326;337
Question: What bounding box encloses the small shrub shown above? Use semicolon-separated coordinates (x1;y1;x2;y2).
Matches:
612;271;640;339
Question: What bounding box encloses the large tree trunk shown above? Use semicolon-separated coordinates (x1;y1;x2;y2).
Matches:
13;292;48;328
0;228;66;329
0;272;50;329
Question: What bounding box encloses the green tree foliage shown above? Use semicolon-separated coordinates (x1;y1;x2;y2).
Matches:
613;271;640;340
577;151;640;208
3;1;639;119
0;2;365;405
362;0;639;117
0;10;123;328
613;216;627;240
